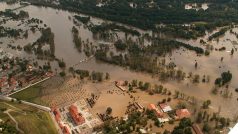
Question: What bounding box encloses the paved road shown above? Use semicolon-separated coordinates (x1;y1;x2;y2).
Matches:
0;96;51;112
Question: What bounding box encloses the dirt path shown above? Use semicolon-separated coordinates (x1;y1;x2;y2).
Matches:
4;109;24;133
0;102;26;115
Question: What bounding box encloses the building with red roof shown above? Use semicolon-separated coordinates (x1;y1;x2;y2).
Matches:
53;108;61;123
9;77;18;90
148;103;157;110
69;105;85;125
148;104;163;117
176;109;191;119
0;76;8;88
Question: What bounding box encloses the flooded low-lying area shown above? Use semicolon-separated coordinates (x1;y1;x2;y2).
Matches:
0;2;237;118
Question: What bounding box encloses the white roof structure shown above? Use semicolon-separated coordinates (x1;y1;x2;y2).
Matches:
139;129;147;134
229;123;238;134
159;103;172;112
158;118;169;123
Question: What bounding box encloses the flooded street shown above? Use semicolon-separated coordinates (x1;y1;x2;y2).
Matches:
1;2;238;118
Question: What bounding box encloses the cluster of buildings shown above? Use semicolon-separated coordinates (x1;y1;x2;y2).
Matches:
147;103;205;134
148;103;191;121
52;99;102;134
0;52;53;95
0;49;20;95
0;76;19;95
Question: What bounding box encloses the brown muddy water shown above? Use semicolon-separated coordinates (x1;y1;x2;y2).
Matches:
0;2;237;118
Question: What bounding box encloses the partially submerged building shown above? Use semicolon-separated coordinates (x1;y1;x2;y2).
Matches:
159;103;173;113
175;109;191;120
148;104;163;117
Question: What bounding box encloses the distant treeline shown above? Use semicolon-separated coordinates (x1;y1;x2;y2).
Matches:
56;0;238;30
24;0;238;40
0;10;29;19
158;21;230;39
90;23;141;36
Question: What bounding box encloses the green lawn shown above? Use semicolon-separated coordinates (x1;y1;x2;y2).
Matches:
0;101;58;134
10;85;49;106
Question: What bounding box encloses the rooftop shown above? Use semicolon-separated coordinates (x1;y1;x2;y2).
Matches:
159;103;172;112
176;109;191;119
69;105;85;125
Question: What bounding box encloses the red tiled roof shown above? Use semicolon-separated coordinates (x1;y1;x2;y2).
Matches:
0;77;8;87
176;109;191;119
148;104;163;117
69;105;85;125
148;104;157;110
10;77;17;85
53;109;61;122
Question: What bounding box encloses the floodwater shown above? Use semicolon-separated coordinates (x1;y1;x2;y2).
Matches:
0;2;237;118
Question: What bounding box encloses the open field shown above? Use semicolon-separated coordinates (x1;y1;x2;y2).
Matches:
10;76;92;107
0;100;57;134
10;85;48;106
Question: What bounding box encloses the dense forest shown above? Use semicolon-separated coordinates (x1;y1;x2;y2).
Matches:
60;0;238;28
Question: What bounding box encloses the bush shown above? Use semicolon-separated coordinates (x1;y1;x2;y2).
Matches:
59;71;66;77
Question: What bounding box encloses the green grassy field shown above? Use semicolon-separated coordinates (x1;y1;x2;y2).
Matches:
10;85;49;106
0;101;57;134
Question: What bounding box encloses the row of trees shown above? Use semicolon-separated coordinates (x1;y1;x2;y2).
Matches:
95;39;202;82
69;67;110;81
208;27;229;41
0;10;29;20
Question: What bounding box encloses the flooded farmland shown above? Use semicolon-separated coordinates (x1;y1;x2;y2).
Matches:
0;2;238;118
